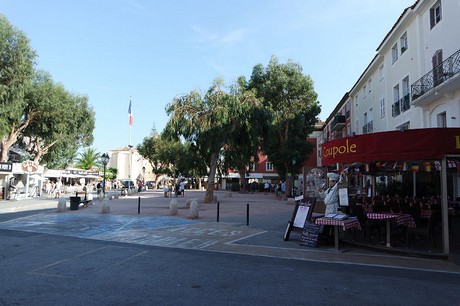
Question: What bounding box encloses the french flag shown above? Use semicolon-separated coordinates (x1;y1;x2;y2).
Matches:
128;99;133;126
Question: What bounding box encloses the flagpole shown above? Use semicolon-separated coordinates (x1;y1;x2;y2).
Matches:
129;96;132;147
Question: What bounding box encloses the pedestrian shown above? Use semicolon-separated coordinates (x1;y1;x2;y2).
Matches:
54;179;62;198
264;182;269;194
180;180;185;197
45;180;52;197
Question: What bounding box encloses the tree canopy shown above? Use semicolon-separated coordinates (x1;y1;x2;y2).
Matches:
0;15;95;166
165;78;261;202
247;56;321;195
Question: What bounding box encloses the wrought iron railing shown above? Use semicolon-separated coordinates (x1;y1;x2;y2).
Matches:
362;121;373;134
391;94;410;117
411;48;460;101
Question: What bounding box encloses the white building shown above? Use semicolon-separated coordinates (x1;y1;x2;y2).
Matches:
108;146;151;182
349;0;460;135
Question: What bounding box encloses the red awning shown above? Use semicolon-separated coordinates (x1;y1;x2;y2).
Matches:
321;128;460;166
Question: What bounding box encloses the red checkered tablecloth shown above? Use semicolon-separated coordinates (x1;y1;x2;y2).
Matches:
315;218;362;231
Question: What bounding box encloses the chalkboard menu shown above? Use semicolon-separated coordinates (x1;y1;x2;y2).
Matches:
299;221;321;248
283;197;317;241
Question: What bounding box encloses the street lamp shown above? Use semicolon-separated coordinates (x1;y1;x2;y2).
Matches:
101;153;110;195
142;166;146;186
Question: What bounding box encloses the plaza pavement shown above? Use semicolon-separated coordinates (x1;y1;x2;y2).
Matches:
1;188;460;274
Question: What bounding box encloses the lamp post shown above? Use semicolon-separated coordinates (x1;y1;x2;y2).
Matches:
142;166;146;186
291;158;296;197
101;153;110;195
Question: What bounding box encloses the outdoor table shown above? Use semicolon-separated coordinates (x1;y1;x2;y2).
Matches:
367;213;415;247
315;217;361;251
422;208;455;219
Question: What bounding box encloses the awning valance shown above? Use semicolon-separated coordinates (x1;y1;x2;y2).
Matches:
321;128;460;166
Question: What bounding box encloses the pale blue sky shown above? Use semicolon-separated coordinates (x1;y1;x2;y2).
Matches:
1;0;415;153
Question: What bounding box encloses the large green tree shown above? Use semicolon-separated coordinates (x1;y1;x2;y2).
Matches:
222;76;268;190
20;71;95;167
166;78;260;203
0;14;36;161
248;56;321;197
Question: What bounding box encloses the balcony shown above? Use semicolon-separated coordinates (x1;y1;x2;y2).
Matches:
411;48;460;106
362;121;373;134
331;115;346;132
392;94;410;117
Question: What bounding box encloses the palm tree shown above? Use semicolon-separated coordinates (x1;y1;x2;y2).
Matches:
75;147;101;170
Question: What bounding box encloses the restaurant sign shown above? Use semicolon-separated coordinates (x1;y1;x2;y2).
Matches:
0;162;13;172
321;128;460;166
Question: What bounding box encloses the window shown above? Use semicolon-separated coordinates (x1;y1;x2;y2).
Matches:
367;79;372;93
400;32;408;54
380;97;385;118
266;162;274;171
430;1;442;29
392;43;399;63
437;112;447;128
355;94;359;107
363;85;367;97
379;64;384;81
393;84;400;102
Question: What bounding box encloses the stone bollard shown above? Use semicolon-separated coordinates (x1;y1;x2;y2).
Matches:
114;193;119;199
98;193;104;202
87;193;93;205
190;200;199;219
57;198;66;212
101;201;110;213
169;199;178;215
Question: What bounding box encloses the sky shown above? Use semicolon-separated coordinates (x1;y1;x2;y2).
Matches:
1;0;416;154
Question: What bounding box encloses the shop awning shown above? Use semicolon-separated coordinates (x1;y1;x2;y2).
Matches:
321;128;460;166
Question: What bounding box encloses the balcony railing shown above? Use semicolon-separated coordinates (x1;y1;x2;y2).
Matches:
411;48;460;101
331;115;346;131
392;94;410;117
362;121;373;134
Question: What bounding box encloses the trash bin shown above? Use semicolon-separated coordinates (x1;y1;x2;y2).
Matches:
70;196;80;210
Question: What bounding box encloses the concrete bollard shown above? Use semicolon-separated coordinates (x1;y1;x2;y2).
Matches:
87;193;94;205
190;200;199;219
169;199;178;215
98;193;104;202
57;198;66;212
101;201;110;213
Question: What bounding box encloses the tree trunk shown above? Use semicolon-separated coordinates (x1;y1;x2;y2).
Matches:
203;152;218;203
238;169;247;192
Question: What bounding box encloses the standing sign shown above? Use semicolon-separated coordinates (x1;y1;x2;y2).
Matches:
283;197;316;241
339;188;349;206
299;221;321;248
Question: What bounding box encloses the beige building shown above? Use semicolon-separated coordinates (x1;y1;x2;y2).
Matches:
108;147;153;182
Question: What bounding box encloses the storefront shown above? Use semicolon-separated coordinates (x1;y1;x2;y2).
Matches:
321;128;460;255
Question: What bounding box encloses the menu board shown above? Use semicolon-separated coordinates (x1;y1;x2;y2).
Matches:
283;197;317;241
339;188;349;206
299;221;320;248
293;205;310;228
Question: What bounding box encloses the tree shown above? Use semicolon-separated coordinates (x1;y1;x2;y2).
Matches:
20;70;95;167
166;78;260;203
0;14;36;161
248;56;321;197
222;76;268;191
75;147;101;170
137;128;169;184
